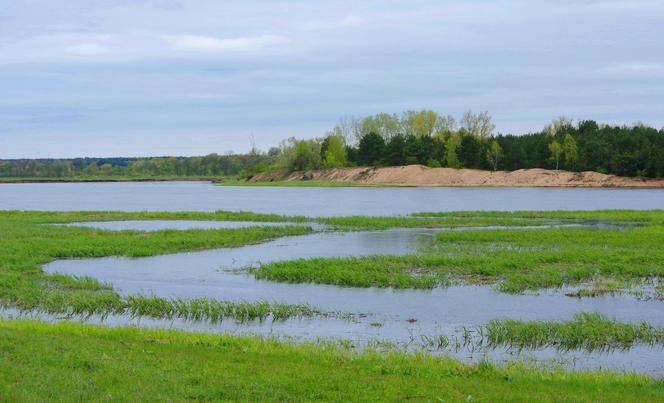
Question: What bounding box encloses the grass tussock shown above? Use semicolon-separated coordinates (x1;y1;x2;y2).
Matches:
125;296;319;322
485;312;664;352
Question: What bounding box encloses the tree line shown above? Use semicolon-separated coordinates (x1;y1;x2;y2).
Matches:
275;111;664;178
2;111;663;179
0;154;270;178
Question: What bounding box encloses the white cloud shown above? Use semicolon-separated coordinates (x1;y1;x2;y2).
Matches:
65;43;112;56
598;62;664;77
0;32;290;64
160;34;289;53
299;15;365;32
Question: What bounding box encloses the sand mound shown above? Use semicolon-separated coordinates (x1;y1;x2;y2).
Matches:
248;165;664;188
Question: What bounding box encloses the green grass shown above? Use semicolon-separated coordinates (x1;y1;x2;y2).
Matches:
3;210;664;399
253;211;664;292
0;210;316;320
316;214;550;230
124;296;319;322
484;312;664;352
0;320;662;402
253;256;444;289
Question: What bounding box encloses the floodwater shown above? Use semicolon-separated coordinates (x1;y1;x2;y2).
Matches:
57;220;318;231
2;181;664;216
43;224;664;375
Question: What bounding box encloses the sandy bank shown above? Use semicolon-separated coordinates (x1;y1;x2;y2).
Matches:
248;165;664;188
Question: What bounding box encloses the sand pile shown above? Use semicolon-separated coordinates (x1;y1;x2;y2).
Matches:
248;165;664;188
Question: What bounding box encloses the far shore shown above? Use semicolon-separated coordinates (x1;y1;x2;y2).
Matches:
0;177;220;184
4;165;664;188
244;165;664;189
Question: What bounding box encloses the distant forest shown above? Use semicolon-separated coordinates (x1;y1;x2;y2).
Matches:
2;111;664;179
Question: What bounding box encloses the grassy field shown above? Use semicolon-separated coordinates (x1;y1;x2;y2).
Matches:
1;320;662;402
254;210;664;293
0;210;317;321
3;210;664;400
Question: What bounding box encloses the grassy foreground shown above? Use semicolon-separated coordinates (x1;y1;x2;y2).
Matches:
0;320;662;402
2;210;664;400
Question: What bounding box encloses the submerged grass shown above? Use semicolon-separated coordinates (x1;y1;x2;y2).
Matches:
484;312;664;352
125;296;319;322
1;319;663;401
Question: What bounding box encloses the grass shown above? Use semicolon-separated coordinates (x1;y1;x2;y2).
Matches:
253;256;444;289
0;320;662;402
0;210;317;320
3;210;664;399
124;296;319;322
484;312;664;352
0;209;566;321
316;214;550;230
4;209;664;318
32;291;319;323
254;211;664;293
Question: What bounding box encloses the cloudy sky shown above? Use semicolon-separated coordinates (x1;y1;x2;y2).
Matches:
1;0;663;158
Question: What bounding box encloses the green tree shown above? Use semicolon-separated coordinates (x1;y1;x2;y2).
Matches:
385;134;406;166
83;162;98;176
411;110;439;138
323;135;348;168
549;140;563;170
459;134;484;168
445;133;462;168
293;140;313;171
358;132;385;166
99;163;113;176
563;133;578;168
486;140;503;171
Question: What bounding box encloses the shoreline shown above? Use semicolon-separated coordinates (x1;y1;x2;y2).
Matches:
0;177;219;184
4;165;664;188
246;165;664;189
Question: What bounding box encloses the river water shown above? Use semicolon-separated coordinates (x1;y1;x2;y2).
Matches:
1;181;663;215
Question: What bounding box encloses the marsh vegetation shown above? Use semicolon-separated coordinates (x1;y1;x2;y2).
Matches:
3;208;664;399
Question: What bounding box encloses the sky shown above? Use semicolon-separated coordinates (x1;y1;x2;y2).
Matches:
1;0;663;158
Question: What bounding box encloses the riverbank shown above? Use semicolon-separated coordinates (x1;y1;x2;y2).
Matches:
0;176;222;183
246;165;664;188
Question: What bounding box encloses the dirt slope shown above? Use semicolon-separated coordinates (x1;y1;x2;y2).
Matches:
248;165;664;188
